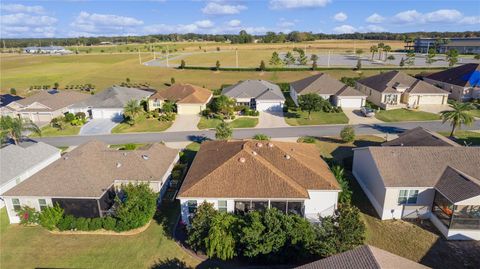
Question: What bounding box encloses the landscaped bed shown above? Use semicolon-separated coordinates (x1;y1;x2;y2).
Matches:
111;115;172;133
285;109;349;126
197;116;258;129
374;108;440;122
31;124;81;137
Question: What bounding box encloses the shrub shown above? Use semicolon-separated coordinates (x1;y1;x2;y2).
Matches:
253;134;270;141
298;136;316;143
340;126;355;143
89;218;103;231
187;202;218;252
122;143;137;150
76;217;90;231
38;204;64;230
75;112;87;120
57;215;76;231
64;112;75;122
158;112;175;122
17;206;38;225
114;183;158;231
102;216;117;230
10;88;16;95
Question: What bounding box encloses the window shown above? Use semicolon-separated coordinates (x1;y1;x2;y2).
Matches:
251;201;268;212
287;201;304;216
398;190;419;205
12;198;21;212
187;200;197;214
270;201;287;213
234;201;251;215
218;200;227;212
39;199;47;211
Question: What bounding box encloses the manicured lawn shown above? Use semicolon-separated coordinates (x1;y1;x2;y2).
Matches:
439;130;480;146
111;116;172;133
285;109;349;126
468;109;480;118
375;109;440;122
197;116;258;129
31;124;80;137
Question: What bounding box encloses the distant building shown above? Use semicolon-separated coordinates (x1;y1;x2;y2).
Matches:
406;38;480;54
24;46;72;54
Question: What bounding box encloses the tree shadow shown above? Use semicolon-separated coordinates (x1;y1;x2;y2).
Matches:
419;236;480;269
151;258;192;269
357;123;406;134
154;200;181;239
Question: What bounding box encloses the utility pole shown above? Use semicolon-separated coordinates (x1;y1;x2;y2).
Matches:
235;48;238;68
353;41;356;54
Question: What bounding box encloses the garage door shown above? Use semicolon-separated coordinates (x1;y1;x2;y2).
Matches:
418;95;446;105
177;104;203;115
35;112;52;122
92;109;124;120
256;101;284;112
337;98;363;108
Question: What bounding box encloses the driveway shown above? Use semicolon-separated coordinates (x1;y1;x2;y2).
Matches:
343;108;382;124
165;114;200;132
79;119;120;135
417;105;451;114
257;111;289;128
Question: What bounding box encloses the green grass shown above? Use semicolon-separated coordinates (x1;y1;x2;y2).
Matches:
468;109;480;118
109;143;148;150
285;109;349;126
197;116;258;129
439;130;480;146
111;116;172;133
375;108;440;122
31;124;80;137
197;117;222;129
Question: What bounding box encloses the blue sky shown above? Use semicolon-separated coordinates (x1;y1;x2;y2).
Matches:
0;0;479;38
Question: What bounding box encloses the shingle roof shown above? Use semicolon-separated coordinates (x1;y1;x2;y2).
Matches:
295;245;429;269
4;140;179;198
178;140;340;199
291;73;366;97
8;91;90;111
0;94;23;106
425;63;480;87
222;80;285;101
71;86;153;109
435;166;480;204
149;84;212;104
357;71;448;95
381;127;460;147
360;147;480;188
0;142;60;188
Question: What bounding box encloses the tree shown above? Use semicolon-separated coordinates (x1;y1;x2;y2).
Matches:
283;51;295;65
38;203;64;230
9;88;16;95
340;77;357;87
340;125;355;143
377;42;385;60
355;49;363;55
382;45;391;61
0;116;41;145
331;165;352;204
446;49;459;67
187;202;218;252
162;101;176;113
215;60;221;71
123;99;143;125
474;54;480;60
170;77;175;85
215;121;232;140
310;54;318;70
298;94;325;120
54;82;59;89
399;57;405;67
114;183;157;231
356;59;362;70
259;60;266;71
253;133;270;140
269;51;282;66
369;45;378;60
211;95;235;116
440;101;475;137
405;51;415;66
180;59;186;69
126;77;131;83
205;212;237;260
426;48;436;64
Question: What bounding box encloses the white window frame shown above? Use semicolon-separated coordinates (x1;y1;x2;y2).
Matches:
12;198;21;212
398;190;419;205
218;200;227;212
38;199;47;211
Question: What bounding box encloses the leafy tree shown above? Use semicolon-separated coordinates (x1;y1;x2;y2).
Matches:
54;82;59;89
126;77;131;83
215;60;221;71
0;116;41;145
387;55;395;61
405;51;415;66
377;42;385;60
382;45;391;61
170;77;176;85
298;94;325;120
259;60;266;71
340;77;357;87
253;133;270;140
64;112;75;122
205;212;237;260
115;183;157;231
215;121;232;140
474;54;480;60
51;116;66;130
340;125;355;143
440;101;475;137
187;202;218;252
38;203;64;230
399;57;405;67
446;49;459;67
211;95;235;116
356;59;362;70
283;51;295;65
269;51;282;66
123;99;143;125
426;48;436;64
355;49;363;55
10;88;16;95
311;54;318;69
369;45;378;60
180;60;186;69
162;101;176;113
331;165;352;204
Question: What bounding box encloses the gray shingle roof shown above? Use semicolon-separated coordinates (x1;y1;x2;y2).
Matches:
71;86;153;109
9;91;90;112
435;166;480;203
291;73;366;97
426;63;480;87
222;80;285;101
0;142;60;189
381;127;460;147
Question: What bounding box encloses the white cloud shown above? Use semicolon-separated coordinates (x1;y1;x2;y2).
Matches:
366;13;385;23
424;9;462;23
70;12;144;35
333;12;347;22
227;19;241;27
333;24;356;34
459;16;480;25
0;3;45;14
0;12;58;38
392;9;476;25
201;2;247;15
195;20;214;28
1;13;57;26
392;10;423;23
270;0;331;9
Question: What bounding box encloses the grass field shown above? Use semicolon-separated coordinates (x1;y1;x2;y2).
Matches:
285;110;349;125
197;116;258;129
439;130;480;146
31;124;80;137
111;116;172;133
375;109;440;122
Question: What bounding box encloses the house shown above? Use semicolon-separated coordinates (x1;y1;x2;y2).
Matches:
148;84;213;114
0;90;90;124
222;80;285;111
381;127;460;147
3;140;179;224
352;146;480;240
177;140;341;225
356;71;449;109
69;86;153;120
290;73;367;108
424;63;480;101
406;37;480;54
0;141;60;208
295;245;429;269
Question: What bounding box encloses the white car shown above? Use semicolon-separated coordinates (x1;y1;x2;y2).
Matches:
360;107;375;117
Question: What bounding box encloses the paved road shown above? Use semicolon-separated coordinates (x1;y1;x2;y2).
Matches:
35;120;480;147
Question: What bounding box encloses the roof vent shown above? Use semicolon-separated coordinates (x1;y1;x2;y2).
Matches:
63;156;69;160
238;157;246;163
123;152;127;156
116;162;122;168
284;154;291;160
142;155;149;160
267;143;274;148
252;151;257;156
256;142;263;148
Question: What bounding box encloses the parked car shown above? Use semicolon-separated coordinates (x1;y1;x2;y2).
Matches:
360;107;375;117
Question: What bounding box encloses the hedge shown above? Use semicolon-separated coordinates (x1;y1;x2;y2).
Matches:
178;66;448;72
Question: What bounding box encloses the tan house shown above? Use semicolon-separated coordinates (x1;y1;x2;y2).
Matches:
1;90;89;124
148;84;213;115
356;71;449;110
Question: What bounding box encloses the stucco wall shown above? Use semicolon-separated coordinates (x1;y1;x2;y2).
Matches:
382;187;435;220
355;83;385;108
4;197;53;223
304;190;339;221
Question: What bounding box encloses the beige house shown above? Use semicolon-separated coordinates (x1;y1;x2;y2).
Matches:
356;71;449;110
148;84;213;115
1;90;89;124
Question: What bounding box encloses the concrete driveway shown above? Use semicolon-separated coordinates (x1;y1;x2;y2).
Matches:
418;105;451;114
257;111;289;128
343;108;383;124
165;114;200;132
79;119;120;135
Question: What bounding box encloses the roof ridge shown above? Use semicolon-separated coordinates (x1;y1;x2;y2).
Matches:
365;245;383;269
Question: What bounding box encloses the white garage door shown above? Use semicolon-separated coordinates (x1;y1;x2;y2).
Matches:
177;104;204;115
92;109;124;120
256;101;284;112
338;98;363;108
418;95;446;105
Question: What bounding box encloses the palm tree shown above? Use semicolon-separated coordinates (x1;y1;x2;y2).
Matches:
123;99;142;125
370;45;378;61
440;101;475;137
377;43;385;60
0;116;41;145
383;45;391;61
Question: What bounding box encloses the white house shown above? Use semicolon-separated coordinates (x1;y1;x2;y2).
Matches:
222;80;285;112
290;73;367;108
177;140;341;225
353;146;480;240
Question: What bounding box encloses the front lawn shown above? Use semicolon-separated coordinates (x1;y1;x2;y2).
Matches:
375;109;440;122
468;109;480;118
439;130;480;146
111;116;172;133
197;116;258;129
31;124;81;137
285;109;349;126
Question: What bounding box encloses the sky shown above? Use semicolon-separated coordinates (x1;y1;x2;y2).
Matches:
0;0;479;38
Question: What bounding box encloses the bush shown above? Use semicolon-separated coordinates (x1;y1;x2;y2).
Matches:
298;136;316;143
64;112;75;122
38;204;64;230
340;126;355;143
57;215;76;231
76;217;90;231
75;112;87;120
102;216;117;230
114;183;158;231
17;206;39;225
158;112;175;122
89;218;103;231
122;143;137;150
253;134;270;141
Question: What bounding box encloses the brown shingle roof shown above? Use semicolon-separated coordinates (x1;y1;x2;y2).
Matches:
4;140;179;198
12;90;90;111
435;166;480;204
178;140;340;199
291;73;366;97
381;127;460;147
295;245;429;269
149;84;212;104
357;71;448;95
425;63;480;87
